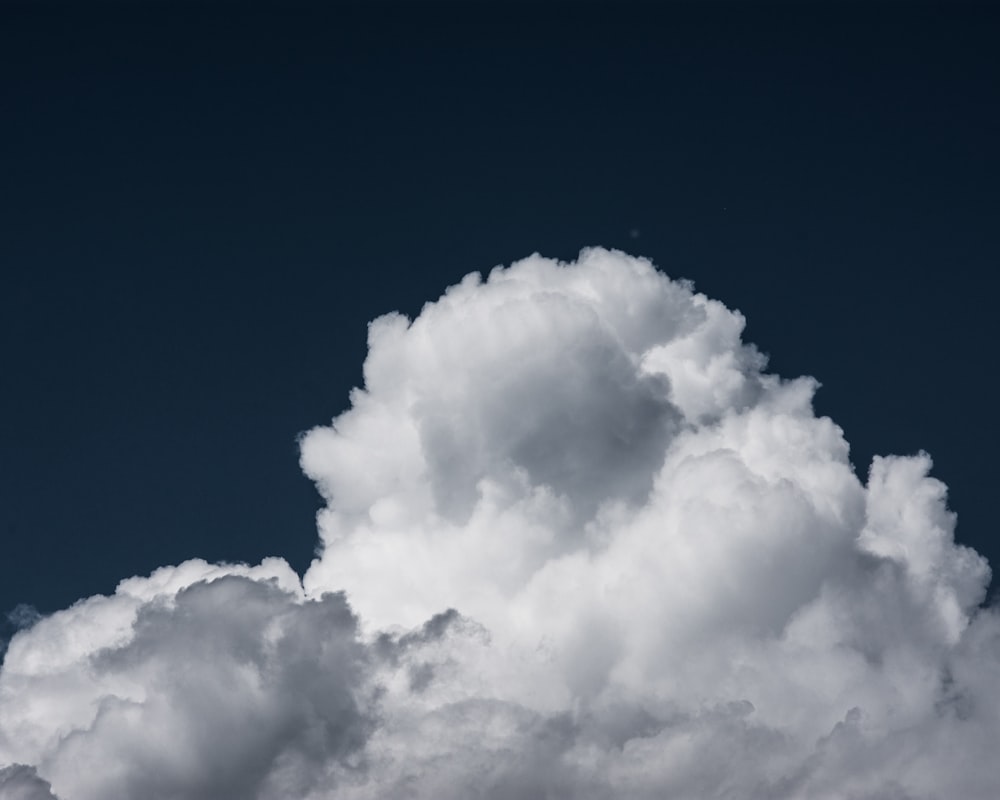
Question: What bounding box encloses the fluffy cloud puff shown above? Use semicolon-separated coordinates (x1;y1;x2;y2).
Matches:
2;248;998;799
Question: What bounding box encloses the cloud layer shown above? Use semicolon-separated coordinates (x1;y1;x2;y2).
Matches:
2;249;997;799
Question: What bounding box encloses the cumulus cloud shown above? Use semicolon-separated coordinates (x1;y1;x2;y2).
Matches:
1;248;997;799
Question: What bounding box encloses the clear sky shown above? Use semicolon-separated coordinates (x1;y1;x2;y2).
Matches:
2;0;998;620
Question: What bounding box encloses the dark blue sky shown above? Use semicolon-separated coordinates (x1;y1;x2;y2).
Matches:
2;1;998;625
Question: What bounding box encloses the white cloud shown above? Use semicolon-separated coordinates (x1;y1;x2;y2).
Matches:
2;248;997;799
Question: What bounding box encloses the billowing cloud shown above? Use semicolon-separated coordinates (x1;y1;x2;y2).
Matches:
1;249;997;799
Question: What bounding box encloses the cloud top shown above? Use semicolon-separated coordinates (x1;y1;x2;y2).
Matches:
2;249;997;799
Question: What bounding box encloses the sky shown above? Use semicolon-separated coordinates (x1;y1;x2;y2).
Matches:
1;2;1000;797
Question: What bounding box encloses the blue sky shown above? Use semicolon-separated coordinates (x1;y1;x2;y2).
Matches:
2;0;998;633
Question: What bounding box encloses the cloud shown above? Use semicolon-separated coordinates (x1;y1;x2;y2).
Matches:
6;606;41;632
1;248;997;799
0;765;60;800
0;561;372;800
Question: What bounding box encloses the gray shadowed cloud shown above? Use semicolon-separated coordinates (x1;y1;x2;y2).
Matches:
0;765;60;800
